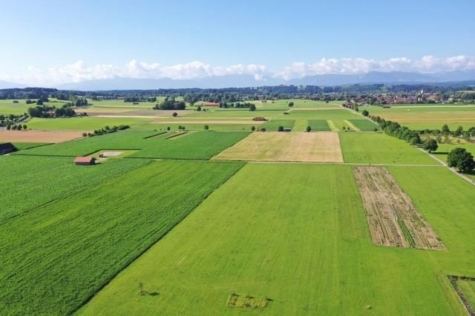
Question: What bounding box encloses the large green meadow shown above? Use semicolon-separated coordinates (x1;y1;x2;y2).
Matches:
2;97;475;315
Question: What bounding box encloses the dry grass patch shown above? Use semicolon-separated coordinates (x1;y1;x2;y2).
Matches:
0;130;84;143
214;132;343;162
353;166;445;250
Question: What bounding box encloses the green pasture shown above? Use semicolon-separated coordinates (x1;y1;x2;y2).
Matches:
80;164;464;315
16;130;249;159
0;100;30;115
27;117;152;130
12;142;51;150
340;132;438;165
135;123;254;132
0;155;149;222
348;119;378;131
0;160;244;315
253;99;341;109
308;119;331;131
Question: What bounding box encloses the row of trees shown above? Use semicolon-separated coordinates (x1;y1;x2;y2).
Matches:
82;125;130;137
218;102;256;110
28;104;78;118
123;96;156;103
0;114;28;127
6;124;28;130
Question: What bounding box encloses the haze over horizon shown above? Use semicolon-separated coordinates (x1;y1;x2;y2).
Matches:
1;0;475;87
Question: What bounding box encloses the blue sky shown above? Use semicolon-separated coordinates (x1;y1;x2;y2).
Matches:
1;0;475;85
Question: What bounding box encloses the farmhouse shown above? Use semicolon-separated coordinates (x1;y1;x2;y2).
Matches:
74;156;96;166
0;143;16;155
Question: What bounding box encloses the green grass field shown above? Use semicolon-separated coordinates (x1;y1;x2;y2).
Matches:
27;117;152;130
348;119;378;131
12;142;51;150
308;120;331;131
456;279;475;309
0;155;150;222
0;160;244;315
0;99;30;114
79;164;463;315
340;132;438;164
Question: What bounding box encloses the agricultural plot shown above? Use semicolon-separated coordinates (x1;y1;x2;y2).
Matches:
308;120;331;131
0;155;150;222
214;132;343;162
0;99;30;114
364;105;475;130
340;132;438;165
0;160;244;315
0;130;83;143
260;119;295;131
348;119;378;131
12;142;51;150
80;164;455;315
27;117;152;130
129;131;249;159
353;166;444;250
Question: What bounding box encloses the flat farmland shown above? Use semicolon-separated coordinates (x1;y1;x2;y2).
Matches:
214;132;343;162
0;160;244;315
0;100;30;114
79;164;457;315
308;120;331;131
340;132;438;165
16;130;248;159
364;105;475;130
27;117;152;130
348;119;378;131
260;119;295;131
0;155;150;222
0;130;83;143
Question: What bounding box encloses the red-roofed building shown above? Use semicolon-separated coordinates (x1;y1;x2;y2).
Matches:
74;157;96;165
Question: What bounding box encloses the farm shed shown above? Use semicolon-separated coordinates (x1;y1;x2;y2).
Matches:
283;127;292;132
0;143;16;155
74;157;96;166
203;102;220;107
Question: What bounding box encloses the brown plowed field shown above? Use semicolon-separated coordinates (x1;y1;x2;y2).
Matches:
0;130;83;143
353;166;445;250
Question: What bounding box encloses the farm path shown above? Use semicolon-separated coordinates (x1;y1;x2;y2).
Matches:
418;148;475;186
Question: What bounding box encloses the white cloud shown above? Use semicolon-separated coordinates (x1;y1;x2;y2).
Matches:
1;55;475;86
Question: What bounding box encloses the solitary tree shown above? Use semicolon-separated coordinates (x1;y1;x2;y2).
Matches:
249;104;256;111
306;126;311;132
442;124;450;134
423;139;438;153
251;126;256;132
197;106;202;112
260;127;266;132
23;124;27;130
204;124;209;130
288;102;294;108
362;110;369;117
447;148;475;173
278;126;284;132
172;112;178;117
167;126;171;131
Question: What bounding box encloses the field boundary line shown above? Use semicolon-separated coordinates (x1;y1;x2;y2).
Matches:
344;120;360;131
327;120;339;131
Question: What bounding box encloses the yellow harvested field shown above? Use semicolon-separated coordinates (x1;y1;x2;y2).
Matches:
213;132;343;162
0;130;84;143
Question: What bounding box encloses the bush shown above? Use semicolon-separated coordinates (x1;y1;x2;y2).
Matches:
204;125;209;130
278;126;284;132
306;126;311;132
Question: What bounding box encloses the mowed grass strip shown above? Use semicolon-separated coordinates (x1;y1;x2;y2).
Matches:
348;119;378;131
130;131;249;159
12;142;51;150
0;155;150;222
214;132;343;162
308;120;331;131
0;160;244;315
340;133;438;165
79;164;455;315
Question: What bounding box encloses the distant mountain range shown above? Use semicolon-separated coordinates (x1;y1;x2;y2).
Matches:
0;80;25;89
3;70;475;90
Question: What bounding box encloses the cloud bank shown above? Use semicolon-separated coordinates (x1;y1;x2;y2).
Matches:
1;55;475;86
